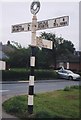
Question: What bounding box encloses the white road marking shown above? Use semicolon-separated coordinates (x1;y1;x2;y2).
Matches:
0;90;9;92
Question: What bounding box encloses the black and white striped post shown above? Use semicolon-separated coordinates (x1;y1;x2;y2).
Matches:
28;15;37;114
28;1;40;114
28;46;35;114
11;0;69;115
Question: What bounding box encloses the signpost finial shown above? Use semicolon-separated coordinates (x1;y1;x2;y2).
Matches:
30;1;40;15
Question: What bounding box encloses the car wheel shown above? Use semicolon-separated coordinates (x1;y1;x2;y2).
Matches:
68;76;73;80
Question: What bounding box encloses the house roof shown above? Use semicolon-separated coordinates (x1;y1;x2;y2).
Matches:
0;41;15;54
0;50;8;60
0;42;15;60
2;44;15;53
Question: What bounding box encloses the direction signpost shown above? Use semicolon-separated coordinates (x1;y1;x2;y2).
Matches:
12;16;69;33
11;0;69;115
35;36;53;49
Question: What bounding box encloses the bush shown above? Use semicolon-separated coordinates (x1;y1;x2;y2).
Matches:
35;70;58;80
2;69;58;81
64;85;79;91
79;72;81;76
64;86;70;91
2;70;29;81
70;85;79;89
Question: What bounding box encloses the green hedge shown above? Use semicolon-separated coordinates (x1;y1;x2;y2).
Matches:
79;72;81;76
35;70;58;80
2;70;29;81
2;70;58;81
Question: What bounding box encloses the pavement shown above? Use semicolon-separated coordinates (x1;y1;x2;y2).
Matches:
2;108;19;120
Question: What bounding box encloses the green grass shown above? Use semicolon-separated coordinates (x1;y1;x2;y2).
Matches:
2;86;80;119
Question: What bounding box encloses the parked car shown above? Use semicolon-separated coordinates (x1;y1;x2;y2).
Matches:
56;67;81;80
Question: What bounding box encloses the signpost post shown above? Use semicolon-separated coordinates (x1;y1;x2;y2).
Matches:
11;0;69;115
28;1;40;114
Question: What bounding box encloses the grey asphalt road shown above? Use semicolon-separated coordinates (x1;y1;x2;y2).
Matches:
2;79;79;99
1;79;79;119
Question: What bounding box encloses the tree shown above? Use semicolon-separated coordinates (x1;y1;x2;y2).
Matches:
6;35;76;69
35;47;50;69
40;32;75;69
7;42;31;68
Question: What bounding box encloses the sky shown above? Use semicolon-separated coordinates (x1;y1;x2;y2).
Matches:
1;0;80;50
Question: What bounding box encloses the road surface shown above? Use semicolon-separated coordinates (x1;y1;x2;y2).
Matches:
1;79;79;119
2;79;79;100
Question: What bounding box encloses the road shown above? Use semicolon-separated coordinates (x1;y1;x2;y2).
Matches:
2;79;79;100
1;79;79;119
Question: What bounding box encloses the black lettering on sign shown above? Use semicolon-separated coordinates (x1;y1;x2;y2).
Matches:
27;24;31;31
18;25;24;31
12;25;24;32
60;21;67;26
38;21;48;30
53;19;58;27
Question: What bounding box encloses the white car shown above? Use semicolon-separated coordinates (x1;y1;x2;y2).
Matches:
57;68;81;80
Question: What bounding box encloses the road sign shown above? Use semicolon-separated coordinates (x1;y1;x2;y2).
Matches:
37;16;69;30
34;36;53;49
12;16;69;33
12;23;31;33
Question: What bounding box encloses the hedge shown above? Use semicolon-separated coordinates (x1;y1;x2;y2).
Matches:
35;70;58;80
2;70;58;81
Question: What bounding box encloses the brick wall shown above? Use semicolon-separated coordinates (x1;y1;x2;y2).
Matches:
57;62;81;71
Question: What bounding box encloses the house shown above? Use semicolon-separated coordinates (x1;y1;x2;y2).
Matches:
0;41;14;70
0;50;8;70
2;41;15;54
56;51;81;71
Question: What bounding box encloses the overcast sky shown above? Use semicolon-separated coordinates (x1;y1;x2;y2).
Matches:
1;0;80;50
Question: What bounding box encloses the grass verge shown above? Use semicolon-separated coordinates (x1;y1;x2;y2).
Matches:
2;85;80;119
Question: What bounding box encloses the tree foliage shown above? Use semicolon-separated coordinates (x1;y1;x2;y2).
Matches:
40;32;75;68
7;44;31;68
7;33;76;69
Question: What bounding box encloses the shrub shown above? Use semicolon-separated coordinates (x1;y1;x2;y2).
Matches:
2;70;29;81
35;70;58;80
64;85;79;91
70;85;79;89
64;86;70;91
2;69;58;81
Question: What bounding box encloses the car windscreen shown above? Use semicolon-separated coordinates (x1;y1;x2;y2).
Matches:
66;70;73;74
